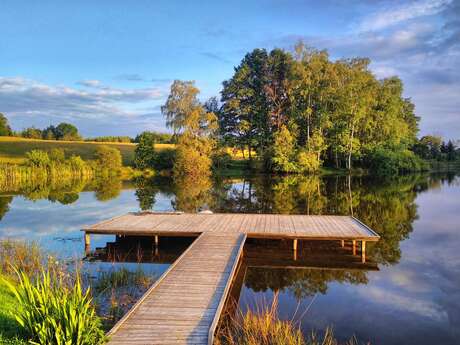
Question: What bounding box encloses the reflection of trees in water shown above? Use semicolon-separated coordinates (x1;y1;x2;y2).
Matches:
173;174;213;212
90;176;123;201
134;175;175;210
245;267;368;299
0;196;12;220
213;173;440;267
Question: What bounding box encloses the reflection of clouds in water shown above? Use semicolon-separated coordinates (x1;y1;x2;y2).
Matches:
354;284;447;322
0;190;138;239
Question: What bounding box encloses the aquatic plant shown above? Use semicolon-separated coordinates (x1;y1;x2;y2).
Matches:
3;269;106;345
215;294;363;345
94;266;151;293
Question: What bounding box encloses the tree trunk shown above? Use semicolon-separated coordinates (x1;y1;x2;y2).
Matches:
347;124;355;170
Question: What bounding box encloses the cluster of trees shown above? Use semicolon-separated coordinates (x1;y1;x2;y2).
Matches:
133;131;174;144
218;44;422;173
21;123;81;141
412;135;459;161
85;136;133;143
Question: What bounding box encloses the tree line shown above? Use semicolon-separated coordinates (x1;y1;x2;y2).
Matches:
141;44;456;177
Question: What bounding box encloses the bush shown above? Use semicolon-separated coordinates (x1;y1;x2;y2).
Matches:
25;150;50;167
49;148;66;162
94;145;122;172
3;269;106;345
154;148;176;170
296;150;320;173
68;155;86;170
367;147;429;175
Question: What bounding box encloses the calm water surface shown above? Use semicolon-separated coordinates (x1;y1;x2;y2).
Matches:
0;173;459;344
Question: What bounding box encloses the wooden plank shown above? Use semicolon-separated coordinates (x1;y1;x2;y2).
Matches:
107;232;246;345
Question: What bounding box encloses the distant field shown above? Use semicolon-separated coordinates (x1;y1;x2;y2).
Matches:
0;137;175;166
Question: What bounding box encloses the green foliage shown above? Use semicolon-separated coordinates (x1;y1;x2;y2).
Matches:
86;136;133;143
134;132;157;169
272;126;297;173
3;269;106;345
54;123;81;141
94;145;122;172
154;148;175;170
134;131;173;144
296;150;320;173
49;148;66;162
162;80;217;180
21;127;42;139
219;43;421;174
94;267;151;293
0;113;13;136
25;150;51;167
367;147;428;175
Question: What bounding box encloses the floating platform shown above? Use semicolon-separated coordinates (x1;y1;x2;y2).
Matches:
83;212;379;345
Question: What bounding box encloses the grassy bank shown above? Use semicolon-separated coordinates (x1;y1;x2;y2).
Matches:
0;278;28;345
0;136;175;166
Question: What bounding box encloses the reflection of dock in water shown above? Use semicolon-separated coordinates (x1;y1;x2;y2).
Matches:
83;212;379;345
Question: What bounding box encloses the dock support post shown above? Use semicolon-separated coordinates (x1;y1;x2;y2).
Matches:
341;240;345;248
352;240;356;256
84;232;90;255
154;235;159;256
361;241;366;263
293;239;298;261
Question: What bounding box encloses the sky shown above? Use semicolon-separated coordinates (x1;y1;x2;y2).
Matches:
0;0;459;138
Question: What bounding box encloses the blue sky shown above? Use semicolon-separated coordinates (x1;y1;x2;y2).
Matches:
0;0;459;138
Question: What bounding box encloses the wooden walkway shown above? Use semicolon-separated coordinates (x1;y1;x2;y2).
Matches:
84;213;379;345
84;212;379;241
106;232;246;345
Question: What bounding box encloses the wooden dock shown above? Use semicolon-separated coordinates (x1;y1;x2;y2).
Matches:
83;213;379;345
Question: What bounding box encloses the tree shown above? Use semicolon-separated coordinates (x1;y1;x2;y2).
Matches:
0;113;12;136
162;80;217;180
21;127;42;139
42;125;56;140
134;132;157;169
94;146;122;172
272;125;297;173
54;123;81;141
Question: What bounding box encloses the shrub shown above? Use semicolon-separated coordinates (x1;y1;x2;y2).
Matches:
296;150;320;173
68;155;86;170
25;150;50;168
3;269;106;345
94;145;122;172
154;148;176;170
49;148;66;162
367;147;429;175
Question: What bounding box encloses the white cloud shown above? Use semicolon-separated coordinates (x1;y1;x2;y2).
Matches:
358;0;453;32
0;77;169;136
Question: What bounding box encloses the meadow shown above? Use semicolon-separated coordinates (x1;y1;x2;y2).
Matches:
0;137;174;166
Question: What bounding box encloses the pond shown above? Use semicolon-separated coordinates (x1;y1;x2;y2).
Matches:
0;172;459;344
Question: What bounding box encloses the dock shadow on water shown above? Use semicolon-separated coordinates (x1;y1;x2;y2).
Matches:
0;172;459;344
85;236;195;329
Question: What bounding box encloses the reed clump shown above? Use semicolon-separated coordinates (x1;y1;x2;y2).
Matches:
94;266;151;293
216;295;363;345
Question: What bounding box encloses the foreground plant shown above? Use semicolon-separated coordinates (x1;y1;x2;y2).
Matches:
3;269;106;345
216;294;362;345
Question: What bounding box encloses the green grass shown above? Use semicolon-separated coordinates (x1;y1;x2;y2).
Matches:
0;278;28;345
0;136;136;166
0;137;177;167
